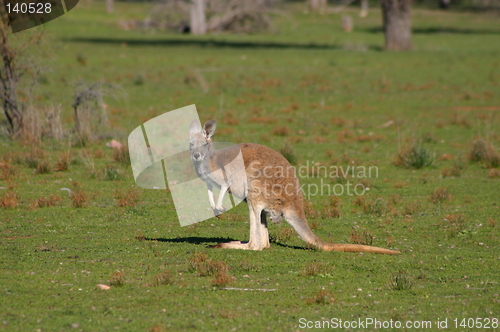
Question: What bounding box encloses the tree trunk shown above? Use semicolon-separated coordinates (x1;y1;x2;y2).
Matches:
309;0;327;12
190;0;207;35
0;32;23;136
106;0;113;13
381;0;412;51
360;0;369;17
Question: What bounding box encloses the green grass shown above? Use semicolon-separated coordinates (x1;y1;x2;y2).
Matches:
1;1;500;331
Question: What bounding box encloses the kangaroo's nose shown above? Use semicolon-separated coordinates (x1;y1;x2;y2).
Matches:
193;153;201;160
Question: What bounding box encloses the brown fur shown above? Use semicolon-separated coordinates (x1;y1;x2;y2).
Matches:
190;120;400;255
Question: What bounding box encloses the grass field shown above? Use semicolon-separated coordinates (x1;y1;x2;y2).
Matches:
1;1;500;331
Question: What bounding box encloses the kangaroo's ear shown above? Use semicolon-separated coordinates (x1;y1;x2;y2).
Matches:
203;119;217;140
189;119;202;137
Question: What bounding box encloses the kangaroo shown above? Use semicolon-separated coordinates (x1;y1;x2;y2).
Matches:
189;119;400;254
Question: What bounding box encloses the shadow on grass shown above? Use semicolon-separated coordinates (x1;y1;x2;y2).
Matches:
271;241;315;251
365;27;500;35
147;236;237;245
68;37;383;51
146;236;313;250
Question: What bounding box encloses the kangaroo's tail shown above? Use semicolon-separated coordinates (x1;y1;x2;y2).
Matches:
318;242;400;255
284;210;400;255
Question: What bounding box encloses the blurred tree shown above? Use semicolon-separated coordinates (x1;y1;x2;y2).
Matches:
439;0;451;9
0;18;43;137
360;0;369;16
107;0;114;13
309;0;327;11
190;0;207;34
381;0;412;51
150;0;278;34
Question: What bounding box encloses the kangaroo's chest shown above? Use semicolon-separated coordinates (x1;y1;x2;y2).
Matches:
195;161;213;181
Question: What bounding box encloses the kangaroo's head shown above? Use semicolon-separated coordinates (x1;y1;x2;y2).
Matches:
189;119;216;162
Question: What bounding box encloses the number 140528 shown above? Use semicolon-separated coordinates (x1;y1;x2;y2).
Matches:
5;2;52;14
453;318;498;329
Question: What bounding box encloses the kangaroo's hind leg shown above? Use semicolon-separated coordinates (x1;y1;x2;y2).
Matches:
215;201;269;250
256;209;270;250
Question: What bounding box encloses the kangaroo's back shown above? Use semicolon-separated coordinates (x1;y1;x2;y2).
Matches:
239;143;305;214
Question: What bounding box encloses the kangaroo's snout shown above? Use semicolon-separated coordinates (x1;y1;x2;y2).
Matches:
192;152;201;161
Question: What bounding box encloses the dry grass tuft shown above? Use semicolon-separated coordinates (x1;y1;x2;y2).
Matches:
199;260;229;277
467;138;500;168
394;143;435;169
350;229;373;245
33;195;62;208
389;193;402;206
352;195;366;208
94;149;105;158
485;149;500;168
114;188;140;207
306;289;336;305
429;187;453;204
19;105;64;146
71;190;88;208
438;153;455;161
441;213;467;238
331;117;346;127
467;138;488;162
302;262;332;277
189;252;208;269
319;196;342;219
260;78;282;88
303;199;318;219
55;153;71;172
320;206;341;219
388;271;413;291
356;134;385;142
113;145;130;166
393;181;408;189
35;161;51;174
100;165;123;181
441;166;462;178
188;252;229;277
2;151;24;165
0;191;19;208
212;271;234;287
488;168;500;178
403;201;424;215
222;111;239;125
308;219;322;230
148;325;166;332
281;102;299;113
352;196;388;216
153;271;173;286
336;130;355;143
0;162;17;182
312;136;328;143
272;126;290;136
271;227;294;244
109;272;125;287
449;112;471;128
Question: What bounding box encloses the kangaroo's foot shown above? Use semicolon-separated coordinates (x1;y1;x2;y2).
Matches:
214;241;269;251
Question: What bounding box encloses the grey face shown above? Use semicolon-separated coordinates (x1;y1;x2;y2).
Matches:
189;132;209;162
